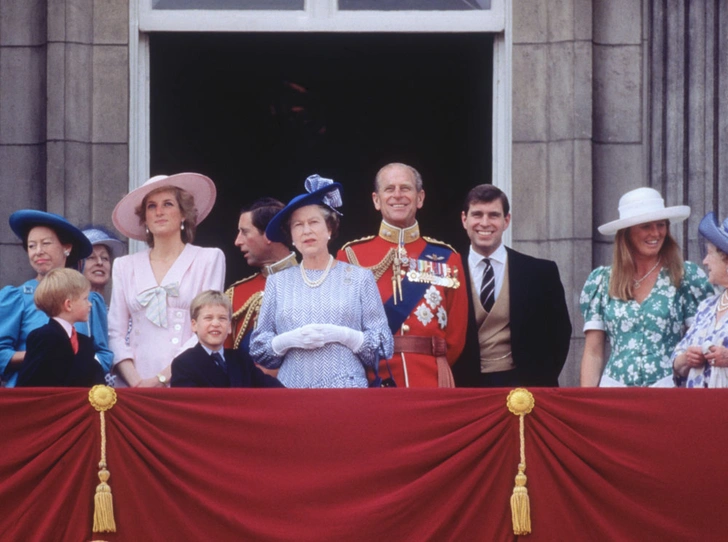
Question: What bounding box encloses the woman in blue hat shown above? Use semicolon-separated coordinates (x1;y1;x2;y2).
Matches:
249;175;393;388
0;210;113;387
672;212;728;387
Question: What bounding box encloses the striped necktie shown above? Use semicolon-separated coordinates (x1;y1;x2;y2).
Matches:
480;258;495;312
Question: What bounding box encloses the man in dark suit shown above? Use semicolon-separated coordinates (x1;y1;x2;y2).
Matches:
453;185;571;387
171;290;283;388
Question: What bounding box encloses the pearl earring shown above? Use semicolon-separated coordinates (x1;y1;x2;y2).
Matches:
64;250;70;257
145;226;150;235
181;222;185;231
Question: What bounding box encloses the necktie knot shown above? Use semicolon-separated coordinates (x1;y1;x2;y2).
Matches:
480;258;495;312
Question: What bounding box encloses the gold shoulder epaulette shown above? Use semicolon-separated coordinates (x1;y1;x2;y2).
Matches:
422;236;458;254
340;235;375;251
225;272;261;294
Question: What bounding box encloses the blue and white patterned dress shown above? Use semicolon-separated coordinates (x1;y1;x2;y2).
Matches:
670;293;728;388
580;262;713;386
250;262;394;388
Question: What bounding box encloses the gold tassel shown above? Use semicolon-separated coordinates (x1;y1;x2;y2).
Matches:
89;386;118;533
506;388;535;536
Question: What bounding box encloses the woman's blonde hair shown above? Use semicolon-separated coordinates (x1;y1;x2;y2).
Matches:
34;268;90;317
609;222;684;300
134;185;198;247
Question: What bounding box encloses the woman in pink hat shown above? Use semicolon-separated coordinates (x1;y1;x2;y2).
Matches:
108;173;225;388
579;187;713;387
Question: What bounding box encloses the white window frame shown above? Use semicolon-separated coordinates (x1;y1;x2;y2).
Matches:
129;0;511;251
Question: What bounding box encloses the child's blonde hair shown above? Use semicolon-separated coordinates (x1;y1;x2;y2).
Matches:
34;268;90;317
190;290;232;321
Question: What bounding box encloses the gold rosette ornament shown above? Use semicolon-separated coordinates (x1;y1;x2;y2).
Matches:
88;385;118;533
506;388;535;536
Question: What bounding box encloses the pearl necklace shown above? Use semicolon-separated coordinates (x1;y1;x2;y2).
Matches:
633;260;661;288
717;290;728;313
300;255;334;288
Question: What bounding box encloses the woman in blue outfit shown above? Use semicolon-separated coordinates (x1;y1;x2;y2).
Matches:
671;212;728;387
579;188;713;387
75;227;126;378
250;175;393;388
0;210;112;387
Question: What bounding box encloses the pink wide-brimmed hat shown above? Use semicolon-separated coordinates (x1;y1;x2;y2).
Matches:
112;173;216;241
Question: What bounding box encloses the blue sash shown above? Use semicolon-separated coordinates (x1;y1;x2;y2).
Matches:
383;242;451;334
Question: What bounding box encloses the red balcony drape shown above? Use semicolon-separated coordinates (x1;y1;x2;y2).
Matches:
1;388;726;541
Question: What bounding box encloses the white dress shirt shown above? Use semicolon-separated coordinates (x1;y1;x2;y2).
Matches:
468;243;508;302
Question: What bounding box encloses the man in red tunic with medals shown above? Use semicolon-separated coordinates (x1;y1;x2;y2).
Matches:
337;163;468;387
225;198;297;361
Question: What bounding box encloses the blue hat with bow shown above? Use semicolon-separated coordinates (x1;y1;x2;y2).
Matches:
265;175;343;243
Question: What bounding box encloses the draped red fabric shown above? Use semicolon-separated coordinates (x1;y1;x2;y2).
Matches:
1;388;726;542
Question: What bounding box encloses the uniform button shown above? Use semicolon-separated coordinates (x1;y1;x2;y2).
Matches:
171;338;179;344
402;324;410;333
174;324;181;331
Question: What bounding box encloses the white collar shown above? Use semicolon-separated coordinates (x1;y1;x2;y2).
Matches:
53;317;74;338
468;243;507;268
200;344;225;360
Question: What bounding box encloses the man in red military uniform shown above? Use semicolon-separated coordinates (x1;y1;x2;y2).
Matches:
337;163;467;387
225;198;297;361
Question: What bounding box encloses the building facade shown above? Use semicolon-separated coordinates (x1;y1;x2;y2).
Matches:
1;0;726;385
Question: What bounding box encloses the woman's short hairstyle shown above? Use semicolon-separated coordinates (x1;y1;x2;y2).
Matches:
34;268;90;317
609;222;684;300
134;185;198;247
282;204;340;245
190;290;232;322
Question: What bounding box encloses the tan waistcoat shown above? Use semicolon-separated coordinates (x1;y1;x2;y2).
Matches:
470;262;515;373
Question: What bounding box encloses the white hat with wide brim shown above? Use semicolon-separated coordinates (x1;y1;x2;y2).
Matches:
598;187;691;235
112;173;216;241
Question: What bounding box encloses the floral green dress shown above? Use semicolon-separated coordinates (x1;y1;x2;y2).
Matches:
580;262;713;386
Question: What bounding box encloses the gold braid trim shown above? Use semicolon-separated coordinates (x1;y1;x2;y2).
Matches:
507;388;535;535
232;292;264;349
339;235;375;251
345;246;395;282
89;385;118;533
422;236;459;254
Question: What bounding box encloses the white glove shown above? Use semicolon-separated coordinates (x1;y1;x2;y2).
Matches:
271;324;326;355
316;324;365;353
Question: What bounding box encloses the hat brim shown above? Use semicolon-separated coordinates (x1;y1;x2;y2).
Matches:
9;210;93;262
265;183;343;243
112;173;216;241
89;237;126;261
598;206;691;235
698;212;728;254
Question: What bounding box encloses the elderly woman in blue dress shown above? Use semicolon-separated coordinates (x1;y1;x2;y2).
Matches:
671;213;728;387
250;175;393;388
0;211;113;386
580;188;713;387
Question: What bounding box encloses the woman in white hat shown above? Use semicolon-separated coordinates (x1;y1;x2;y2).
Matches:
579;187;713;387
108;173;225;388
671;212;728;387
249;175;393;388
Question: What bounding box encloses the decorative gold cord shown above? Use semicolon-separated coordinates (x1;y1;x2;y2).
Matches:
89;385;118;533
232;292;264;349
345;246;396;282
507;388;535;536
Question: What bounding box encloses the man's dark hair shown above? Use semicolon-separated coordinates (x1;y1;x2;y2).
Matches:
239;197;285;234
462;184;510;216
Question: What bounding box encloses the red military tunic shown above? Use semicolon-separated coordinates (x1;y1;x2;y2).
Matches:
224;252;298;350
337;222;467;387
